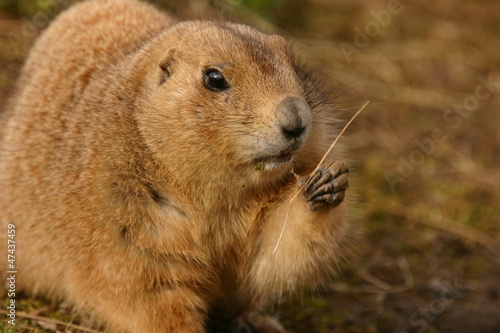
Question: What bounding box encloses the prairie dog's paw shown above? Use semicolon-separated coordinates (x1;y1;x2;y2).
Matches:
240;312;288;333
302;160;349;211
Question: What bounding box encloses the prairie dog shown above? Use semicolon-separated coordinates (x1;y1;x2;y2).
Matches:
0;0;353;332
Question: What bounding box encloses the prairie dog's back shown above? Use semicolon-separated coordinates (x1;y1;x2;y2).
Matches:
0;0;174;296
16;0;173;104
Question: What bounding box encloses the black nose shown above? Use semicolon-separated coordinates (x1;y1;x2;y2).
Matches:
277;96;311;140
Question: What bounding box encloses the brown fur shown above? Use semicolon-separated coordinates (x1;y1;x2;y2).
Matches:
0;0;354;332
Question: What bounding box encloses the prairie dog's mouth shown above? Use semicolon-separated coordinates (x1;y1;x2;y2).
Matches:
255;153;293;171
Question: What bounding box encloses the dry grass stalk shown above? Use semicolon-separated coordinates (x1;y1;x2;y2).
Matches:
329;256;414;294
272;100;370;253
0;309;101;333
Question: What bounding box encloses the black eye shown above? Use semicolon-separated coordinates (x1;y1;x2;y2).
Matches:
204;68;229;92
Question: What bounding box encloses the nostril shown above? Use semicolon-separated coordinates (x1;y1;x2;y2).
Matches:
281;124;306;139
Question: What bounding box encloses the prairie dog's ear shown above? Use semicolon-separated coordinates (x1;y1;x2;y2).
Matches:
159;49;176;85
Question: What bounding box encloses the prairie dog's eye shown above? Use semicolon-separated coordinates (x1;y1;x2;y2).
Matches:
203;68;229;92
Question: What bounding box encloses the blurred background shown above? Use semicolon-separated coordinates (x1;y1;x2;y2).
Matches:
1;0;499;332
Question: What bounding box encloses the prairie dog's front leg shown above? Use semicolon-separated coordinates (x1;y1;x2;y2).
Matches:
249;160;351;296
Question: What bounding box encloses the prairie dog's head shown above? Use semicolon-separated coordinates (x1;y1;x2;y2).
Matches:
137;21;327;186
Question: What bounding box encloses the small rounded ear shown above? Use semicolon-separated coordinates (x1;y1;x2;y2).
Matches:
159;49;176;85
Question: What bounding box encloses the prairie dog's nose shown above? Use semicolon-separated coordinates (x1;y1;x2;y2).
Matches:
276;97;311;140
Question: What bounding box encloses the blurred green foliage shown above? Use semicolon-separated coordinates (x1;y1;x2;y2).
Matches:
0;0;59;17
240;0;282;19
0;0;17;13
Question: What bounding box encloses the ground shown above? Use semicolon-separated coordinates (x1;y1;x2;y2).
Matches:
0;0;499;332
